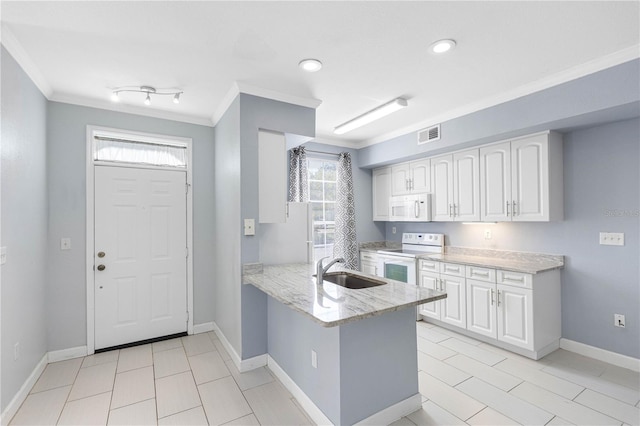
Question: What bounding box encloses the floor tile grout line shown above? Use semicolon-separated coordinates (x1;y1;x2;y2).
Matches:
570;387;640;425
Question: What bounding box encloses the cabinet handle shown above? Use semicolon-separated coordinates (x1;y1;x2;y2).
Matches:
497;289;501;306
406;179;410;191
449;204;453;217
410;179;414;190
453;204;457;217
415;200;420;218
506;201;510;217
513;201;517;216
472;270;489;277
446;266;460;273
490;288;495;305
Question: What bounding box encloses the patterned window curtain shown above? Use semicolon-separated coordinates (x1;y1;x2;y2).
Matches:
288;146;308;202
333;152;358;269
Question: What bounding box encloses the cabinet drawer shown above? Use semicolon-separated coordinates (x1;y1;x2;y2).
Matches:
497;270;532;289
360;252;378;262
466;265;496;282
419;259;440;272
440;262;465;277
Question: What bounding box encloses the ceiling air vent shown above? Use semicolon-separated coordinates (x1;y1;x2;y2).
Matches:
417;124;440;145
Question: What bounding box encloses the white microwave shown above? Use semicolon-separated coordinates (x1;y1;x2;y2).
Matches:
389;193;432;222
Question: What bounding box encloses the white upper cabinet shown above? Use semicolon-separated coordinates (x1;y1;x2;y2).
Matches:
432;149;479;221
259;130;287;223
391;159;431;196
480;132;563;222
372;167;392;221
453;150;480;221
480;142;511;221
431;155;454;221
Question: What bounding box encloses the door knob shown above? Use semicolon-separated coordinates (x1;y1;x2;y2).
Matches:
97;251;106;258
97;264;106;271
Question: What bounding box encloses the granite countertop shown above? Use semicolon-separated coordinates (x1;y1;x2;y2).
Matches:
243;263;446;327
359;241;402;253
421;247;564;274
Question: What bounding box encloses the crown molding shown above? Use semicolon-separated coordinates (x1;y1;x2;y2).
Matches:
361;44;640;147
310;136;362;150
211;82;241;125
236;82;323;110
1;24;53;98
50;93;215;127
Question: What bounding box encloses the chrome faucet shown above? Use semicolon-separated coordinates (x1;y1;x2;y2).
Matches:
316;256;345;283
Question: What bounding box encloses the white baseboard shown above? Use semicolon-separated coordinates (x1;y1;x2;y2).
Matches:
211;322;243;372
193;322;215;334
560;338;640;372
354;393;422;426
48;346;87;363
1;354;48;426
241;354;267;372
267;355;333;426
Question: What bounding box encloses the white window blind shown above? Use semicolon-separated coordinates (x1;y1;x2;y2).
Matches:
93;136;187;168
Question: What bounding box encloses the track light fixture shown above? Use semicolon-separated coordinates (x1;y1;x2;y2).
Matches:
110;86;183;106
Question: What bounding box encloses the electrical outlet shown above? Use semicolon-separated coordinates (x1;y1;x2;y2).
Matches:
614;314;626;328
0;246;6;265
484;229;492;240
392;227;397;234
311;350;317;369
14;342;20;360
243;219;255;236
600;232;625;246
60;238;71;250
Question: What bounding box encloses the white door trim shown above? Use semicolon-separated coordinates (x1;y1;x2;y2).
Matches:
86;125;194;355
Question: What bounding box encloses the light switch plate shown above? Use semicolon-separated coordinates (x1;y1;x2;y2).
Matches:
599;232;624;246
0;247;6;265
244;219;255;236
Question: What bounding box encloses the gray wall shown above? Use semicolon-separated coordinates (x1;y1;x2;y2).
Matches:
1;47;49;412
384;118;640;358
359;59;640;168
238;94;316;358
213;96;243;355
46;102;216;351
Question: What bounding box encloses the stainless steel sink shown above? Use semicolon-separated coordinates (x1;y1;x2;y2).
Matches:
316;272;387;289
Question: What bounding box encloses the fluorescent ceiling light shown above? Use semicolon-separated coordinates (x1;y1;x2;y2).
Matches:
299;58;322;72
334;98;408;135
430;39;456;54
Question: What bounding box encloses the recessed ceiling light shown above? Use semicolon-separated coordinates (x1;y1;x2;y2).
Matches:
430;39;456;54
299;58;323;72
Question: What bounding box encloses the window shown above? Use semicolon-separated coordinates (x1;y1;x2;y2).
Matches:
308;158;337;262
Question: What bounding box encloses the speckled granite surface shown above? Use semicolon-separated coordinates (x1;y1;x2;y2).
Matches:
359;241;402;253
422;246;564;274
243;262;446;327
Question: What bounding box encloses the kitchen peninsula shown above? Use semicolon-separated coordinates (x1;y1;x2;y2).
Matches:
243;262;446;425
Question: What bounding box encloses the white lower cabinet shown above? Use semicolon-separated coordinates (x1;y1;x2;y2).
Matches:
422;259;560;359
418;260;466;329
359;251;378;276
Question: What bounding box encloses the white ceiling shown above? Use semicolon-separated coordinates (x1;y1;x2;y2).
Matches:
1;1;639;146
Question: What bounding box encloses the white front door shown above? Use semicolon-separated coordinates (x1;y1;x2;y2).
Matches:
94;165;187;349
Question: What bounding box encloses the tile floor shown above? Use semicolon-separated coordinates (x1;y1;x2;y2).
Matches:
9;322;640;425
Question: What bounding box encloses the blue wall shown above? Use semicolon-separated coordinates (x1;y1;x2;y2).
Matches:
1;46;49;413
382;118;640;358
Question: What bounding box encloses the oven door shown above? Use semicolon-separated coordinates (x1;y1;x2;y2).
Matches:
376;254;417;285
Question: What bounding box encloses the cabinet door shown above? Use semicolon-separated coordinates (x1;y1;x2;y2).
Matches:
419;272;440;320
391;163;411;196
453;149;480;221
441;274;466;328
497;284;534;350
410;159;431;193
361;261;377;276
431;155;454;221
480;142;511;222
372;167;392;221
511;134;549;221
466;279;497;339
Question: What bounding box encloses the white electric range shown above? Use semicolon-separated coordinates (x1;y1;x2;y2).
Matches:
376;232;444;285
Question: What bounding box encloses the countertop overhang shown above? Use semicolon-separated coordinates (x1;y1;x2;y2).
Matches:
243;263;446;327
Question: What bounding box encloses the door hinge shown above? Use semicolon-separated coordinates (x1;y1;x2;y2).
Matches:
186;247;189;258
186;311;189;322
185;183;191;194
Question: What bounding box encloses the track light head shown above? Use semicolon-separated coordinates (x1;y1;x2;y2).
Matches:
144;94;151;106
173;93;180;104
